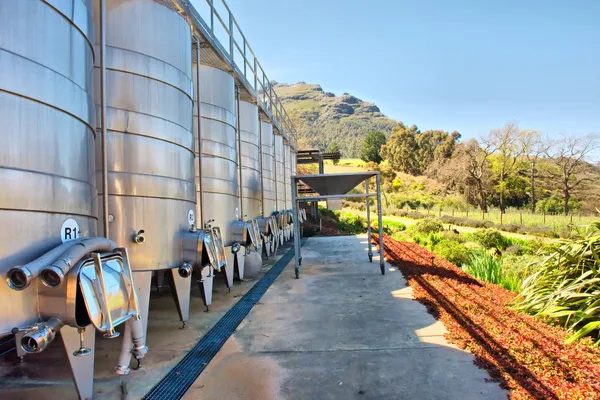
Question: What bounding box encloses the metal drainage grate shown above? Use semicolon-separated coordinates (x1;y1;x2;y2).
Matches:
143;246;296;400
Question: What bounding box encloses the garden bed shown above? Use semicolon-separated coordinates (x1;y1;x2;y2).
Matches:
375;233;600;399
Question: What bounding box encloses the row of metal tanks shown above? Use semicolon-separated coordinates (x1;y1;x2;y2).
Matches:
0;0;303;399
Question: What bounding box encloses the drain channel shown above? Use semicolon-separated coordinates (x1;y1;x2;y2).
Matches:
143;246;296;400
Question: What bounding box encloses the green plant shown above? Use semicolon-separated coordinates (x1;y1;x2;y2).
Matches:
413;218;444;234
434;240;471;266
473;229;508;249
515;222;600;345
463;252;503;284
336;212;366;234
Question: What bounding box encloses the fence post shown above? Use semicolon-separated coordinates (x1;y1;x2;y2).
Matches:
520;212;523;226
439;208;442;217
482;211;485;220
466;209;469;218
543;212;546;224
500;210;503;225
452;209;455;217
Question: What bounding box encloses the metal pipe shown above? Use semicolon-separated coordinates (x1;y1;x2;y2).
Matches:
195;37;204;223
366;178;372;260
100;0;109;239
292;178;301;279
20;318;64;354
235;85;244;220
376;174;385;275
40;238;118;288
115;316;148;375
258;118;264;216
6;239;85;290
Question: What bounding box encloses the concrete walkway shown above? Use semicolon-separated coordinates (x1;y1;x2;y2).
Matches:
184;234;506;400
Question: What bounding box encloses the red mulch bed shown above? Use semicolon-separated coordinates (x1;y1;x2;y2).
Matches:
374;233;600;400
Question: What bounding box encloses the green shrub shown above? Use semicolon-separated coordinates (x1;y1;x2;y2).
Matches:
373;219;407;235
434;240;471;266
413;218;444;234
473;229;508;249
463;252;502;284
505;244;524;256
515;222;600;345
498;223;521;233
441;230;466;243
336;213;365;234
522;226;559;238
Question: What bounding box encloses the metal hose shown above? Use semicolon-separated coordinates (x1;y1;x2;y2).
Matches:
115;317;148;375
40;238;118;288
6;239;85;290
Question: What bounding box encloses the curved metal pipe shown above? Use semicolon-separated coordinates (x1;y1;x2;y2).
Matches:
6;238;85;290
20;318;64;354
40;238;118;288
115;317;148;375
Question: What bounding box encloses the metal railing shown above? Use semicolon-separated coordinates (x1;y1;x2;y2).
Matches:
170;0;297;148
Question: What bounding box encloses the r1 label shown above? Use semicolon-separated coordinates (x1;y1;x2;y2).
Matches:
188;209;195;226
61;218;80;243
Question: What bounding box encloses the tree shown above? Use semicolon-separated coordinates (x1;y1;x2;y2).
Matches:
481;121;525;213
360;131;387;163
327;141;341;165
381;123;460;175
545;134;600;215
450;139;493;212
381;123;421;174
519;129;550;214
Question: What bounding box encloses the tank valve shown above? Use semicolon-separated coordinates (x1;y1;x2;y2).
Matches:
231;242;241;254
204;219;215;229
73;327;92;357
20;318;64;354
133;230;145;244
178;262;192;278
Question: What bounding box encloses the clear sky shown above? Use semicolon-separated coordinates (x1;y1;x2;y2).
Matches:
193;0;599;157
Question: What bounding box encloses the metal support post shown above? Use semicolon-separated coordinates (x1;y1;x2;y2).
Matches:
376;174;385;275
292;178;302;279
366;178;372;262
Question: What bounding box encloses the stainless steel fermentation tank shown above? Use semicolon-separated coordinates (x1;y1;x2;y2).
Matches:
194;64;247;286
0;1;143;398
94;0;200;341
274;132;290;243
258;121;278;256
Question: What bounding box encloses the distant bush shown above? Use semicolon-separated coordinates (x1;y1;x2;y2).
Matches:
434;240;471;266
413;218;444;234
505;244;524;256
521;226;558;238
336;213;365;234
473;229;508;250
497;223;521;233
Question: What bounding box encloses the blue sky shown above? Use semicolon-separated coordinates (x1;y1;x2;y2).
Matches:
193;0;599;158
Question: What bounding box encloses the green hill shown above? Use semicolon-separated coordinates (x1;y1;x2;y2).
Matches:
274;82;397;156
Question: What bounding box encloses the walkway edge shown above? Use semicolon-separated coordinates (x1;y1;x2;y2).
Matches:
142;246;296;400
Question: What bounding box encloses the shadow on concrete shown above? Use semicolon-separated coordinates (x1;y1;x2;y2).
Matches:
385;239;560;400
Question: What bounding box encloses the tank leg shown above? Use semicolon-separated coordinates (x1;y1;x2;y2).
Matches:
197;266;213;311
169;268;191;327
234;246;246;281
224;247;235;289
60;325;96;400
155;270;165;292
133;271;153;344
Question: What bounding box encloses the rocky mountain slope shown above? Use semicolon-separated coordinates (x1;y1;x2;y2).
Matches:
274;82;397;156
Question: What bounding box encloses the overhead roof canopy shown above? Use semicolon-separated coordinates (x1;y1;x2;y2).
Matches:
295;172;378;196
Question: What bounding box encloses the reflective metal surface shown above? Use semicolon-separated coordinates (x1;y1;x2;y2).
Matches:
0;0;97;334
274;132;286;211
193;64;239;245
238;101;262;219
284;140;293;210
78;253;138;333
95;0;195;271
260;121;277;216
